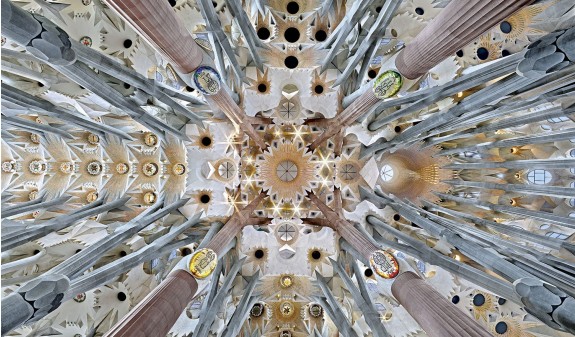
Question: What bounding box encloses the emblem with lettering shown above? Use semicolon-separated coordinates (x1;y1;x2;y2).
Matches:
189;248;218;279
372;70;402;99
369;250;399;279
193;66;221;95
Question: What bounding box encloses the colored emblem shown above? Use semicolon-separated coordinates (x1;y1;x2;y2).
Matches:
189;248;218;279
79;36;92;47
193;66;221;95
372;70;403;99
369;250;399;279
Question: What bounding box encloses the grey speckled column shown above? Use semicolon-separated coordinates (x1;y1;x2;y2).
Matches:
391;272;492;337
1;294;34;335
396;0;533;79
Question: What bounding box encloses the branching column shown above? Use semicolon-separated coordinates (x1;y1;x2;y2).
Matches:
307;193;492;337
310;0;533;150
307;192;379;258
103;0;267;149
104;194;265;337
104;270;198;336
391;272;492;337
395;0;534;79
309;90;380;151
204;192;267;256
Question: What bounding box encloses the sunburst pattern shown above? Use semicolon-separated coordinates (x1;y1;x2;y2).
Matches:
499;2;552;42
310;69;335;97
259;141;316;202
470;291;497;322
247;68;272;95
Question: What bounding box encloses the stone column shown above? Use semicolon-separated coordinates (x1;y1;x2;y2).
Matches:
395;0;533;79
104;270;198;337
311;0;533;150
104;194;264;337
309;90;380;151
103;0;203;73
204;192;267;256
103;0;267;149
308;193;493;337
391;272;493;337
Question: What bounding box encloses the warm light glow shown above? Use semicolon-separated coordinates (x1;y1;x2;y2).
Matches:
272;203;281;215
293;203;302;215
291;126;306;140
318;153;333;168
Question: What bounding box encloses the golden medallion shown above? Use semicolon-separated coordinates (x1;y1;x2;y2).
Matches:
142;162;159;177
189;248;218;279
280;275;293;288
172;163;186;175
116;162;129;175
143;191;157;205
87;133;100;145
86;191;99;203
144;133;158;147
28;190;39;201
30;133;41;144
279;301;295;317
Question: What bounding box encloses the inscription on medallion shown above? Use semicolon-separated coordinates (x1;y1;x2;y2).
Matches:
370;250;399;279
193;66;221;95
189;248;218;279
372;70;403;99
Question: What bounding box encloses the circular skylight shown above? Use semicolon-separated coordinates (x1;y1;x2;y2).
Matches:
276;160;298;182
380;164;394;182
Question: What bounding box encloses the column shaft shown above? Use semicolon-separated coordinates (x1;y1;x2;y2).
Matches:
396;0;533;79
104;270;198;337
391;272;492;337
104;0;268;148
103;0;203;73
310;90;379;150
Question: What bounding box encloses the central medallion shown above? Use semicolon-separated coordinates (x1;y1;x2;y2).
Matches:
276;160;298;182
238;125;338;219
259;142;315;202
